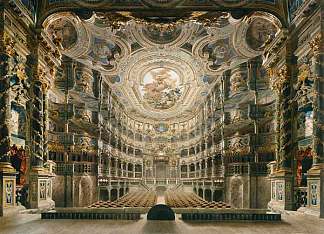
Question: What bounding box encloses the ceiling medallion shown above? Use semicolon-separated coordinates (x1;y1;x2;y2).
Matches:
140;67;183;110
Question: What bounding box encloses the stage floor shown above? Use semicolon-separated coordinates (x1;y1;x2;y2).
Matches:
1;212;324;234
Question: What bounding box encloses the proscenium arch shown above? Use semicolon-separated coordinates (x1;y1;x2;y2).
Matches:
36;1;289;29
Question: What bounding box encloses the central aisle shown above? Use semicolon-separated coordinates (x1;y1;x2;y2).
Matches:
156;195;166;204
155;186;167;205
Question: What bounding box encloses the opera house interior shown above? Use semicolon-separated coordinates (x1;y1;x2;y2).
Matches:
0;0;324;233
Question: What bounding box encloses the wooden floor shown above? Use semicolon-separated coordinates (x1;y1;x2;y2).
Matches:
1;212;324;234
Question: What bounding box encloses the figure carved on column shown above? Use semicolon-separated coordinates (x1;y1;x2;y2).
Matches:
230;70;247;94
294;63;313;107
76;71;93;94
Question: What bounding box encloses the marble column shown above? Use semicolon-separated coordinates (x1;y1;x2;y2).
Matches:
204;159;208;178
307;31;324;217
268;48;297;211
26;30;56;210
141;161;144;178
221;72;228;178
211;158;215;177
187;164;189;178
108;156;111;177
27;29;55;209
248;57;262;163
96;72;103;176
0;25;17;216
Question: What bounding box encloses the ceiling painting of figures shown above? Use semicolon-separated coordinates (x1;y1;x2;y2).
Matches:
140;68;183;110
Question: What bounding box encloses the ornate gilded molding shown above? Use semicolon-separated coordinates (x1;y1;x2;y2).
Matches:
309;33;321;54
3;32;16;57
269;65;288;94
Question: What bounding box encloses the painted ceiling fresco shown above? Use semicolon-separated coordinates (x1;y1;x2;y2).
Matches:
44;11;279;123
140;68;183;110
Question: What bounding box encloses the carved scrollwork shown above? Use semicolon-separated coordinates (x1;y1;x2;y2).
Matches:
269;65;288;94
309;33;321;54
3;32;16;57
226;135;250;155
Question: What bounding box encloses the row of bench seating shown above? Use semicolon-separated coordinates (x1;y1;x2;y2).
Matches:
165;190;231;209
88;190;157;208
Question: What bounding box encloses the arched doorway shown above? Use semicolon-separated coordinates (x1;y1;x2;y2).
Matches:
119;188;124;198
205;189;212;202
198;188;203;198
213;190;223;202
99;189;109;201
111;189;118;201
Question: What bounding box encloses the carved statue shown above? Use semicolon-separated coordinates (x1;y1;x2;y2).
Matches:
77;73;92;94
294;63;313;106
231;109;241;123
78;108;92;123
230;71;247;93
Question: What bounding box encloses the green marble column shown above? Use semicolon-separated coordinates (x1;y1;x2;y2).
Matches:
310;33;324;167
29;68;45;168
268;47;297;211
0;49;11;165
0;5;17;216
26;30;56;210
307;32;324;217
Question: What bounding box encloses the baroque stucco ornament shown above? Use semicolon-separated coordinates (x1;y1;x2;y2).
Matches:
44;11;280;124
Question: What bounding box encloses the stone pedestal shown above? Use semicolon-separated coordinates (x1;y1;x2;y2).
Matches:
0;162;18;216
303;165;322;217
268;166;294;212
28;167;55;210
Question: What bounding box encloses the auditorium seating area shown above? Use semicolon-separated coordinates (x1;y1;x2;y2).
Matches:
88;190;157;208
165;190;231;209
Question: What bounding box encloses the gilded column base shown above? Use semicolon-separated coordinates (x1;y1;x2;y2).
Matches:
305;163;324;218
0;162;15;173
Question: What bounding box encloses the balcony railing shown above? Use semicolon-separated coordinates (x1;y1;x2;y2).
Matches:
225;162;269;176
55;162;97;175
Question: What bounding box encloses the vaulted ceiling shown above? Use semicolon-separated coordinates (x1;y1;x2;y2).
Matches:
44;11;279;123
